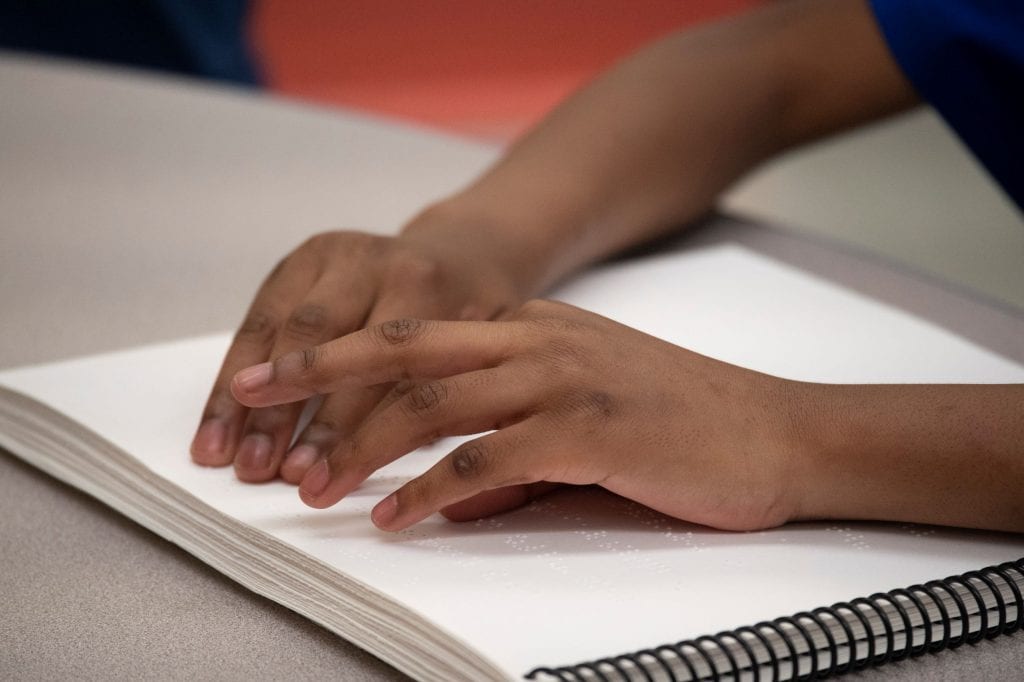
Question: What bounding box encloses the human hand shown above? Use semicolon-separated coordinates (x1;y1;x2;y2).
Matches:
189;213;536;486
228;299;807;532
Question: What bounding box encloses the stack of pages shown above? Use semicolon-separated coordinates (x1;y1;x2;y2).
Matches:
1;243;1022;681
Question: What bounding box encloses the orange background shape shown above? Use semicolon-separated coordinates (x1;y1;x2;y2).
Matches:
251;1;763;141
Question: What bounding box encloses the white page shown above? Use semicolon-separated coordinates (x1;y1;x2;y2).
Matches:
2;244;1022;678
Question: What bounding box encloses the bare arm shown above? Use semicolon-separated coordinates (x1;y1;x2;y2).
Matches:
408;0;918;295
794;383;1024;533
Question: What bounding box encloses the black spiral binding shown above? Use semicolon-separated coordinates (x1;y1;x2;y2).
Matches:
525;558;1024;682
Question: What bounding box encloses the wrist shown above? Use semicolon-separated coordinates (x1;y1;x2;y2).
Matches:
400;195;573;300
783;383;1024;532
784;382;962;525
774;380;844;524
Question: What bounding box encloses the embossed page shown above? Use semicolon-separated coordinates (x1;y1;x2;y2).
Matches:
2;243;1023;679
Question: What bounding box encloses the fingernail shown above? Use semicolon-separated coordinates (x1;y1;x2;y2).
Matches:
234;362;272;392
299;459;330;499
237;432;273;470
371;494;398;529
284;443;318;474
191;419;226;457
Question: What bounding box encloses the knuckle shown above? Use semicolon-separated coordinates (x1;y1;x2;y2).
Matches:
450;443;488;480
375;318;426;346
515;298;576;321
525;314;585;337
236;311;278;345
322;231;382;260
271;344;321;385
404;381;449;415
519;310;601;376
514;298;552;319
300;345;320;373
568;389;617;421
299;231;334;252
529;332;590;376
302;231;382;259
351;232;385;256
285;304;330;340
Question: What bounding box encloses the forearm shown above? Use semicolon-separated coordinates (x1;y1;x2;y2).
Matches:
791;383;1024;532
405;0;916;295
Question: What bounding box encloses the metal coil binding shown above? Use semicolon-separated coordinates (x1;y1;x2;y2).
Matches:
525;558;1024;682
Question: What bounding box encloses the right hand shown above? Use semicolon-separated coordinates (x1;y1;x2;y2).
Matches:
189;214;530;486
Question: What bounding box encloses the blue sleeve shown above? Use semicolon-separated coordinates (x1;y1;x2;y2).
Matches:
869;0;1024;211
0;0;259;86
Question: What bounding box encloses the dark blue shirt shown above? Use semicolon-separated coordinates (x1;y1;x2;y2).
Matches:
0;0;258;85
870;0;1024;211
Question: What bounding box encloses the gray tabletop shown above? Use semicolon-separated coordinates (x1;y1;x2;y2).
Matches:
1;53;1022;680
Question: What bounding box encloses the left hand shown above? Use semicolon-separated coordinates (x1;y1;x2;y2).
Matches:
229;299;806;532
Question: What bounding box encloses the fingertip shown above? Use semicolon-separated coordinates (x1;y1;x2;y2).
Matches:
370;493;399;530
234;362;273;391
190;450;230;468
233;432;278;483
298;458;333;507
190;419;233;467
230;360;274;403
280;444;318;485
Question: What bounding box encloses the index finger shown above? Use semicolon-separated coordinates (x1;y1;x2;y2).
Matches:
230;317;517;408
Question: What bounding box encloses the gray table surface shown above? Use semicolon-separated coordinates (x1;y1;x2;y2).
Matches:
2;53;1022;680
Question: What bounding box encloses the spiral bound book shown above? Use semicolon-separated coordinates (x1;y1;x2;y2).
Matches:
1;243;1022;681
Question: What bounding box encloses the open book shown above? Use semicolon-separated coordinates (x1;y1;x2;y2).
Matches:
1;243;1022;681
